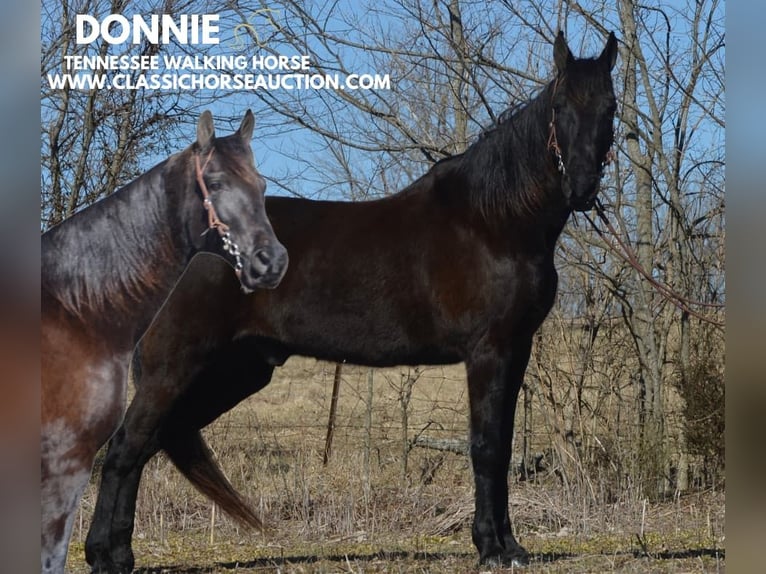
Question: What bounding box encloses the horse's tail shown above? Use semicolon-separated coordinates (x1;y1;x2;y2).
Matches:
163;429;263;530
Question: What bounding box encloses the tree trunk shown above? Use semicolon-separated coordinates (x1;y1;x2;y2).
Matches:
619;0;665;497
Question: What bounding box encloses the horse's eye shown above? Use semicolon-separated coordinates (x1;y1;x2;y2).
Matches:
207;180;223;192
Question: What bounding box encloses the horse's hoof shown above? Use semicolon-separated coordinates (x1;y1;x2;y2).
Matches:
88;558;134;574
507;553;530;567
480;547;530;569
89;566;131;574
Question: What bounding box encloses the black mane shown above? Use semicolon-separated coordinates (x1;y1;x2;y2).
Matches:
398;80;560;223
456;81;558;221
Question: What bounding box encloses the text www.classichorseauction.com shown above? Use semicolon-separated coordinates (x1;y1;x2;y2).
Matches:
46;13;391;91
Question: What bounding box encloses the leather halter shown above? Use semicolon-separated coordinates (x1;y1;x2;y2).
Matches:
194;149;244;274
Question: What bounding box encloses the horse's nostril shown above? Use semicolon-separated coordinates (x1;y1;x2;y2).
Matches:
255;249;271;267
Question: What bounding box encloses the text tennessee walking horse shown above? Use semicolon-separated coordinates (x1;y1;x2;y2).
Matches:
87;32;617;572
41;110;288;573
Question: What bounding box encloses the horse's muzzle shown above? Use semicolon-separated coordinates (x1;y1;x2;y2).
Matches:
565;173;601;212
240;242;289;292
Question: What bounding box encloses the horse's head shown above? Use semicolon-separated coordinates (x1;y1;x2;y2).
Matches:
190;110;288;292
548;31;618;211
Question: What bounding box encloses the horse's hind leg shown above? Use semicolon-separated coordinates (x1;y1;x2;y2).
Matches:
86;339;276;573
84;414;162;574
85;352;200;574
87;258;249;572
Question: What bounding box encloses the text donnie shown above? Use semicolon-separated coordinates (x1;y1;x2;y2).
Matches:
76;14;220;45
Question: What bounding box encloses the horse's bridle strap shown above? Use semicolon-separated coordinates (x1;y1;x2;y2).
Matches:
195;149;230;235
194;149;244;274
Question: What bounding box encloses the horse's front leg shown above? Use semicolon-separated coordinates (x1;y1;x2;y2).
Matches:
41;356;128;574
41;441;95;574
466;336;532;567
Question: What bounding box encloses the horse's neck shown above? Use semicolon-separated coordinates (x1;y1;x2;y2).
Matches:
42;163;193;347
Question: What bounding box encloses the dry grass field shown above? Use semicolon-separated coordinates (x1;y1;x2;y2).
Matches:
67;357;724;573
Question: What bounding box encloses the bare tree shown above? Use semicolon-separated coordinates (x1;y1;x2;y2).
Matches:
611;0;723;494
534;0;724;496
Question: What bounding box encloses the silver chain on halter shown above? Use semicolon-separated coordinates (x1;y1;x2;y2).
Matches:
552;138;566;175
220;229;244;272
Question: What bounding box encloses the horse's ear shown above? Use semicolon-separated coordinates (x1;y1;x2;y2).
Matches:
196;110;215;152
599;31;618;71
237;109;255;142
553;31;573;74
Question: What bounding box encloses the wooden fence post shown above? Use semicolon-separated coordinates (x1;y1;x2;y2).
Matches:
323;362;343;465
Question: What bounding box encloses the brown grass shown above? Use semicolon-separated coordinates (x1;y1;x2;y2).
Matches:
67;357;724;573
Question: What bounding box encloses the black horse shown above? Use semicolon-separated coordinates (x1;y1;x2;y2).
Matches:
86;32;618;572
41;111;287;573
